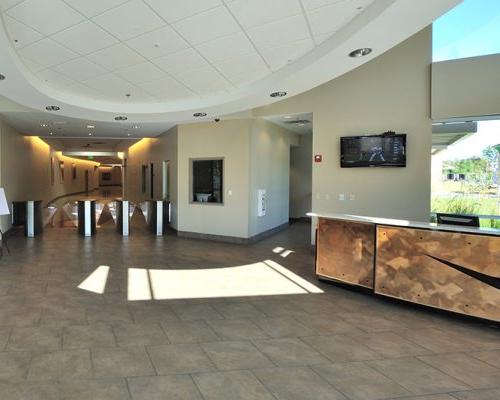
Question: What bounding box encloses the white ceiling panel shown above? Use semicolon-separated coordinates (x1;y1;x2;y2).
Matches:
63;0;131;18
0;0;24;12
18;38;78;67
52;58;108;82
51;21;119;55
174;65;230;95
152;48;208;75
6;0;84;36
227;0;302;29
307;0;370;39
195;31;256;63
173;6;240;45
114;62;167;85
301;0;347;11
125;25;189;59
259;38;314;71
139;76;194;99
37;68;76;88
82;73;133;95
144;0;222;24
2;13;43;48
87;43;145;71
21;57;45;73
214;52;269;82
92;0;165;41
247;14;310;49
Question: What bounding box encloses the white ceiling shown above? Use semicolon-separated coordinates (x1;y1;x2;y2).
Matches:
0;0;461;138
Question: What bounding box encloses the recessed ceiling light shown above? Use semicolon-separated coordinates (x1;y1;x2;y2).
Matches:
88;133;92;136
133;125;140;129
0;74;5;80
270;91;287;98
46;105;60;111
127;133;131;136
40;123;49;127
49;132;53;135
87;125;95;129
115;116;127;121
193;112;207;117
349;48;372;58
283;116;292;119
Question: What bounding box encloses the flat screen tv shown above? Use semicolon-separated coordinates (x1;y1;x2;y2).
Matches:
340;133;406;168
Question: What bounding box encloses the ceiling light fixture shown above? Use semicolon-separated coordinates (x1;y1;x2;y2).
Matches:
88;133;92;136
49;132;53;135
283;116;292;119
127;133;131;137
193;112;207;117
87;125;95;129
349;48;372;58
40;123;49;127
0;74;5;80
133;125;140;129
45;105;60;111
270;91;287;98
115;116;127;121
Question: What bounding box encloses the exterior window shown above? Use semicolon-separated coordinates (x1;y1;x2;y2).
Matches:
191;159;223;204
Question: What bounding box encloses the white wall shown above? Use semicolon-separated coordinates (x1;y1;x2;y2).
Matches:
290;134;312;219
248;119;298;237
0;119;100;231
432;53;500;121
254;27;432;223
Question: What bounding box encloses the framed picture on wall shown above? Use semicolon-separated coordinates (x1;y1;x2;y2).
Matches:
102;172;111;181
72;163;76;180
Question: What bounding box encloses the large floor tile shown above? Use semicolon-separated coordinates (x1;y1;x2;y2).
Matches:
92;346;155;379
63;324;116;349
161;321;220;344
313;362;410;400
451;388;500;400
201;341;273;370
352;331;432;358
193;370;275;400
254;366;346;400
0;352;32;383
206;319;268;341
28;349;92;382
128;374;202;400
253;317;315;338
253;337;329;367
368;357;470;395
470;349;500;368
171;304;224;321
147;344;215;375
418;353;500;389
112;323;169;347
302;335;381;362
7;326;62;351
59;378;131;400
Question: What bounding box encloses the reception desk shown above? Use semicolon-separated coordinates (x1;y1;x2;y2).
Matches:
312;213;500;322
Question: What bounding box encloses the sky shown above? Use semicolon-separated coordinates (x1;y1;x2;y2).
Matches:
433;0;500;62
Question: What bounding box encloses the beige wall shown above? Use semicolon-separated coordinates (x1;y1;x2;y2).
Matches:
254;27;432;223
248;119;297;236
432;53;500;121
0;119;100;231
177;120;251;238
290;134;312;219
125;126;178;228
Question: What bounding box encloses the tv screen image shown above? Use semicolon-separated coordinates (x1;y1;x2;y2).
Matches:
340;134;406;168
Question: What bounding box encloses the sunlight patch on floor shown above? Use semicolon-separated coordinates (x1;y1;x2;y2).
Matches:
128;267;152;301
77;265;109;294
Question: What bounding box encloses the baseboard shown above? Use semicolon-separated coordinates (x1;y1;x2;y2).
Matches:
289;217;311;223
177;222;289;244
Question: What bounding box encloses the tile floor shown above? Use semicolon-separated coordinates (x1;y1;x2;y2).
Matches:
0;220;499;399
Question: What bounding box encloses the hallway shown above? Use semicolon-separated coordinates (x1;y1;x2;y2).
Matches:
0;223;499;399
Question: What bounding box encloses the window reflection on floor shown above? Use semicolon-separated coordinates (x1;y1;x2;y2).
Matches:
77;265;110;294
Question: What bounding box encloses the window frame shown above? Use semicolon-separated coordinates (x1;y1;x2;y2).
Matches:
189;157;225;206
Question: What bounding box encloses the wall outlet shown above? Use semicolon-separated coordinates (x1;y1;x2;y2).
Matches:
338;193;345;201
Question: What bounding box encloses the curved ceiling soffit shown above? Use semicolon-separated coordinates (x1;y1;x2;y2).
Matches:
0;0;458;124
